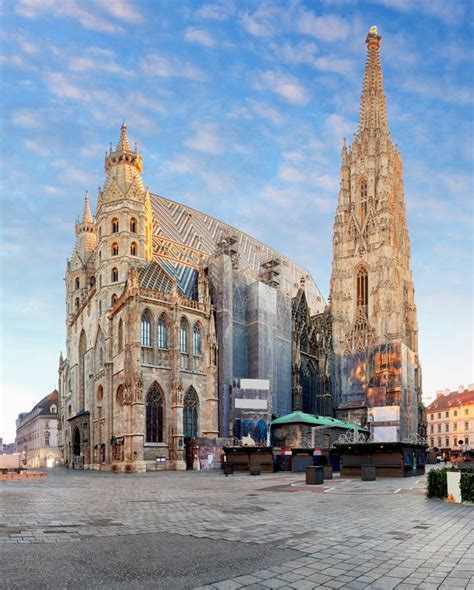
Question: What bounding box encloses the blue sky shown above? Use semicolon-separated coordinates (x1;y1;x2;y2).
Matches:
0;0;473;442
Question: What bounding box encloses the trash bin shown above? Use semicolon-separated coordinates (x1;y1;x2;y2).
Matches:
361;465;376;481
249;465;261;476
306;466;323;485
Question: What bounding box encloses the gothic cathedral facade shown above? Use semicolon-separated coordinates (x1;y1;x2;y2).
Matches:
58;27;424;471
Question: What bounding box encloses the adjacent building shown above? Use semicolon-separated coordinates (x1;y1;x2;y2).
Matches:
426;386;473;452
15;390;60;468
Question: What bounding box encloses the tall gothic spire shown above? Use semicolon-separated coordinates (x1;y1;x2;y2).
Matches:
116;120;132;152
358;26;388;133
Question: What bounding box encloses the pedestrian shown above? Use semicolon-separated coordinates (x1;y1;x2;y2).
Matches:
443;455;448;466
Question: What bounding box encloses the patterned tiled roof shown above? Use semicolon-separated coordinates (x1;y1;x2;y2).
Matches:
139;261;198;300
150;193;325;314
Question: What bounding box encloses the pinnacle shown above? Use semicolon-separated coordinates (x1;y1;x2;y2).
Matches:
116;120;132;152
82;190;93;224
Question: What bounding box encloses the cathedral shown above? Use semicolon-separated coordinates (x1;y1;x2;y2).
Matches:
58;27;424;471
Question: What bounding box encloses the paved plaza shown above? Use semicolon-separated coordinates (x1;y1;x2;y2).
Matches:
0;467;473;589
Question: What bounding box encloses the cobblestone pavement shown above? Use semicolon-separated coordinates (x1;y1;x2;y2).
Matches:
0;467;473;589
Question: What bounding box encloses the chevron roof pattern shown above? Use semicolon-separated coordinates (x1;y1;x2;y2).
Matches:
150;193;325;314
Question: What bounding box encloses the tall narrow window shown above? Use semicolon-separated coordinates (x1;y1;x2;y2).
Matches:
157;315;168;349
118;319;123;352
130;218;137;233
356;266;368;314
111;242;119;256
193;323;202;355
183;387;198;437
111;294;117;305
360;180;368;222
180;318;188;353
112;218;119;233
141;311;151;347
111;268;119;282
146;383;164;443
75;277;80;290
130;242;137;256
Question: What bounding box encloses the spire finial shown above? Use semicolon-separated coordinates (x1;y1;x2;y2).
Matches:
116;120;131;151
358;25;387;133
83;190;93;224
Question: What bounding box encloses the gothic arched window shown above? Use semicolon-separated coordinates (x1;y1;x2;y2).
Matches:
146;383;164;443
157;314;168;349
78;330;87;410
111;294;117;305
118;319;123;352
75;277;80;290
193;323;202;355
183;387;198;438
111;268;119;283
141;311;152;347
356;266;369;314
112;218;119;233
130;242;137;256
130;218;137;233
360;180;368;222
179;318;188;353
111;242;119;256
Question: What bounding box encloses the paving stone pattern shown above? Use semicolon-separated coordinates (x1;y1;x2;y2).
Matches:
0;466;473;589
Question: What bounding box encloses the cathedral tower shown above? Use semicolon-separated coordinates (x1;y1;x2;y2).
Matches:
329;27;423;440
94;123;153;317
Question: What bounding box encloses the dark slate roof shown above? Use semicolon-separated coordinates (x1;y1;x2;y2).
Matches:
139;261;198;301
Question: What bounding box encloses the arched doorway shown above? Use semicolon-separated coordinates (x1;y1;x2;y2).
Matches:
73;427;81;457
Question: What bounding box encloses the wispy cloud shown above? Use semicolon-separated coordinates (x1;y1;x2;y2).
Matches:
185;27;215;47
185;123;222;155
197;1;235;21
296;11;349;41
12;109;43;128
140;53;207;81
16;0;124;33
247;98;286;125
254;70;309;105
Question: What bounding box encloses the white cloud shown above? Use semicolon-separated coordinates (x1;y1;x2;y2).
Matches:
23;138;55;156
255;70;309;105
314;54;354;74
247;99;285;125
325;113;355;144
296;11;349;41
278;41;318;65
185;123;221;155
93;0;142;23
185;27;215;47
241;4;283;37
16;0;123;33
12;109;43;128
141;53;207;81
197;1;235;21
69;54;132;77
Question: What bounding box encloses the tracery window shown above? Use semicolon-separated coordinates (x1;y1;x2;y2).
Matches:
356;266;368;314
111;242;119;256
141;311;152;347
116;385;124;406
112;218;119;233
118;319;123;352
157;314;168;349
179;318;188;353
130;218;137;233
183;387;198;438
193;323;202;355
146;383;164;443
111;268;119;283
130;242;137;256
360;179;368;222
